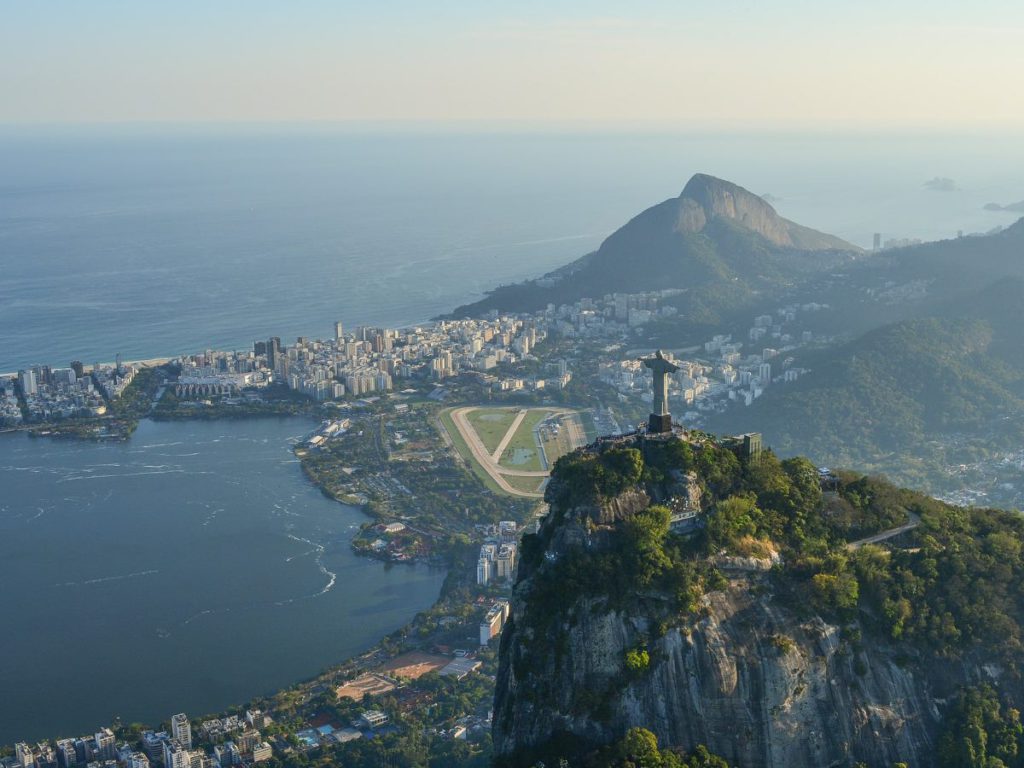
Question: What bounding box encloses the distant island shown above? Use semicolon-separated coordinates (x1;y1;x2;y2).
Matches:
923;176;959;192
984;199;1024;212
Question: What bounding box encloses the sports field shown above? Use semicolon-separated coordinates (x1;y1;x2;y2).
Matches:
465;409;519;454
440;406;586;498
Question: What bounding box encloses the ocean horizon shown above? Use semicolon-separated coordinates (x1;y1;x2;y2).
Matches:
3;127;1023;373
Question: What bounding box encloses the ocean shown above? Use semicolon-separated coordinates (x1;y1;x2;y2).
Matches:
2;127;1022;372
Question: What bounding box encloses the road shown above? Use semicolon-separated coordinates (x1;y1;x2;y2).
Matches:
847;511;922;550
491;409;528;462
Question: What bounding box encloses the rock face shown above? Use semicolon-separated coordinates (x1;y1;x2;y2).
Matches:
675;174;854;251
493;469;989;767
495;581;944;767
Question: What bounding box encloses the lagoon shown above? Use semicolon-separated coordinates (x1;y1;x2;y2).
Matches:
0;417;445;744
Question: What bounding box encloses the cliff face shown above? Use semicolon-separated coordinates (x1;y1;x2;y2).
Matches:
492;442;999;767
675;173;854;252
495;574;951;767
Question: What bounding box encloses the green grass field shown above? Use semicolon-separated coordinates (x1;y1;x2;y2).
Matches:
497;409;549;472
465;408;520;454
438;409;505;494
504;475;545;494
440;407;583;497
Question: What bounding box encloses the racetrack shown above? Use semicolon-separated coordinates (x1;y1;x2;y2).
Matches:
445;406;583;498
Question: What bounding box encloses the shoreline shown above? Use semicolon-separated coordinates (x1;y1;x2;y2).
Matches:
0;314;449;379
0;357;173;379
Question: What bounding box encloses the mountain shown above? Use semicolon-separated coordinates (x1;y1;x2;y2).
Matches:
493;432;1024;767
450;174;860;322
671;174;855;251
867;217;1024;303
706;278;1024;485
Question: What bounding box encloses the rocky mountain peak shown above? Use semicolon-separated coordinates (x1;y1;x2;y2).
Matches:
676;173;794;246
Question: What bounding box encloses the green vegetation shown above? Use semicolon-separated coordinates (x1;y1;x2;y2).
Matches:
497;409;548;472
438;408;507;494
585;728;729;768
23;365;168;441
503;475;544;495
304;402;533;535
624;647;650;674
451;175;856;333
259;668;496;768
522;430;1024;731
540;413;586;467
154;383;319;421
711;278;1024;492
939;686;1024;768
549;446;645;504
465;408;519;454
108;366;163;420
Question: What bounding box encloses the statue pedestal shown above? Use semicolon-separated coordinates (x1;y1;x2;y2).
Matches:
648;414;672;434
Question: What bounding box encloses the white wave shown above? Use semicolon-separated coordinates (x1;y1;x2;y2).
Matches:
58;469;187;482
182;608;216;625
57;569;159;587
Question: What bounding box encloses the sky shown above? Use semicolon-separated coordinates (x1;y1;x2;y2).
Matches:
2;0;1023;129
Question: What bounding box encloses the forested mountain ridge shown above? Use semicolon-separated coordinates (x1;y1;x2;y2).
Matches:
707;277;1024;487
493;432;1024;767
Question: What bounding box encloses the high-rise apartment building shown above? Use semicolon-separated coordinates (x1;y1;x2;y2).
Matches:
171;713;192;750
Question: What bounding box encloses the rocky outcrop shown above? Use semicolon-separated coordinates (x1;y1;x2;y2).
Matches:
494;564;971;766
675;174;856;252
494;473;996;767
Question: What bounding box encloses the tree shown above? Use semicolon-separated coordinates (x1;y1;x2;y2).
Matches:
938;686;1023;768
706;494;759;549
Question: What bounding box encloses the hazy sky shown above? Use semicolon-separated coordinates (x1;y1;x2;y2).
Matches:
3;0;1023;127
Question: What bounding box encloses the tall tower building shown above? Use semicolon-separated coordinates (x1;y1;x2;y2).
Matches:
334;321;344;341
17;369;37;396
872;232;881;251
267;337;281;369
171;713;192;750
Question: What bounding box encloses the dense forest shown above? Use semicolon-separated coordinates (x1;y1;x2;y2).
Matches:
710;278;1024;487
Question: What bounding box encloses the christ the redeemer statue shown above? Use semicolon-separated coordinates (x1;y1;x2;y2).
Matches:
643;350;679;433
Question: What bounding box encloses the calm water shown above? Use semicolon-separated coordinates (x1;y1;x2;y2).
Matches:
2;128;1023;372
0;417;446;744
